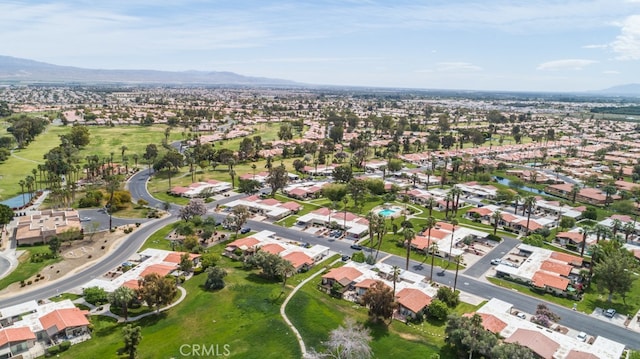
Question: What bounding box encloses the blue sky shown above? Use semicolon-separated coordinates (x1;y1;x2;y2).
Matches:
1;0;639;92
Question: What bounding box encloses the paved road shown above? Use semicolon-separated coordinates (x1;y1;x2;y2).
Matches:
1;169;638;350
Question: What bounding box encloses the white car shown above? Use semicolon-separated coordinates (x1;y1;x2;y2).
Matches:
515;312;526;319
490;258;502;265
576;332;587;342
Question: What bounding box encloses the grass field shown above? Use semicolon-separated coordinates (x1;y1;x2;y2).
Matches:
59;255;301;359
286;263;478;358
0;245;60;290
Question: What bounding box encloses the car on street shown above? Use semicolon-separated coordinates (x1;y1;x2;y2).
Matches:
350;244;363;250
240;227;251;234
341;254;350;261
604;308;616;318
490;258;502;265
80;217;91;222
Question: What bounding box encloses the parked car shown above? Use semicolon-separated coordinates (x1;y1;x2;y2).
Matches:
80;217;91;222
514;311;526;319
240;227;251;234
490;258;502;265
604;308;616;318
576;332;587;342
350;244;363;250
341;254;350;261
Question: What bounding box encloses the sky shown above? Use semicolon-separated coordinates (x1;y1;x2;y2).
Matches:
1;0;640;92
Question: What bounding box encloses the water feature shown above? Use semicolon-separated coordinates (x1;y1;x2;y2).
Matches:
0;193;33;209
378;208;398;217
493;176;547;196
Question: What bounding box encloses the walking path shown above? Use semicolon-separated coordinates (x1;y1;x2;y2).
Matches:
73;286;188;323
281;258;341;357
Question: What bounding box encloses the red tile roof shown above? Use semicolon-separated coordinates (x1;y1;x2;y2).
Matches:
532;271;569;291
260;243;286;255
227;237;260;250
565;350;600;359
39;308;90;333
396;288;432;313
322;267;363;286
0;327;35;347
141;263;177;277
354;278;387;290
163;252;201;264
550;251;583;266
505;328;559;359
282;251;314;269
540;260;572;276
122;279;140;290
463;313;507;334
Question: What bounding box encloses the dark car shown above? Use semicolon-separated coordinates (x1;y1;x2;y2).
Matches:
240;227;251;234
350;244;363;250
341;254;350;261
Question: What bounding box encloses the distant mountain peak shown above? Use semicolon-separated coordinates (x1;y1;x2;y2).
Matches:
597;83;640;96
0;55;296;86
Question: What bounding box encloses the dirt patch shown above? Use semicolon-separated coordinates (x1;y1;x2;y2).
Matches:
0;226;135;297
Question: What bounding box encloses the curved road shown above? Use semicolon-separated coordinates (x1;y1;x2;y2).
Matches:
0;169;638;350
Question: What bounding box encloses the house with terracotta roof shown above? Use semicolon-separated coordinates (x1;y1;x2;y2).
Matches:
224;195;302;220
282;251;314;272
223;237;261;257
140;263;178;278
320;266;363;296
39;308;90;340
0;327;36;358
395;288;432;318
495;244;583;297
505;328;560;359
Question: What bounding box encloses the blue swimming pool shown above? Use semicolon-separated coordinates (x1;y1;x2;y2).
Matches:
378;208;398;217
0;193;32;209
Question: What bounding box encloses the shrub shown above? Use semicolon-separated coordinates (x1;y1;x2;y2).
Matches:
59;340;71;351
351;251;366;263
486;234;501;242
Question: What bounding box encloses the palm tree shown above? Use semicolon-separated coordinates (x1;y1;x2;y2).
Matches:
423;169;432;190
571;184;581;204
453;255;462;292
448;219;458;262
373;215;387;262
450;187;463;216
593;224;611;244
623;221;635;242
423;216;437;276
602;184;617;207
392;265;401;296
109;286;135;320
229;168;236;188
403;228;416;270
18;180;26;206
579;227;591;257
523;196;537;235
491;210;502;235
425;197;435;217
444;193;453;218
611;219;622;238
342;196;349;231
513;194;522;214
278;260;296;292
429;242;439;281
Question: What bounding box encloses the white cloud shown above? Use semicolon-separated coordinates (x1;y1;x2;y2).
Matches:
583;44;608;49
536;59;598;70
611;15;640;60
436;62;483;72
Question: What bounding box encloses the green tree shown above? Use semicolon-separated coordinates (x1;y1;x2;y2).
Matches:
347;178;368;210
238;178;261;194
204;266;227;290
122;324;142;359
593;247;637;302
360;280;395;323
83;286;108;305
404;228;416;270
427;299;449;320
323;183;349;203
48;236;61;258
137;273;177;312
332;165;353;183
266;164;288;196
0;204;14;229
109;286;135;320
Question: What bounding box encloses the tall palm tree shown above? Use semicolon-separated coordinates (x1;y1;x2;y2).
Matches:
424;216;437;276
109;286;135;320
342;196;349;231
611;219;622;238
448;219;458;262
404;228;416;270
229;168;236;188
18;180;26;206
425;197;435;217
623;221;635;242
571;184;580;204
392;265;401;296
373;215;387;262
423;169;432;190
491;210;502;235
523;196;537;235
453;255;462;292
513;194;522;214
429;242;439;281
450;187;463;216
579;227;591;257
278;260;296;292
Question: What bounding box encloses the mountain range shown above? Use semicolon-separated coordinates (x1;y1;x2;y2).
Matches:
1;55;640;96
0;55;296;86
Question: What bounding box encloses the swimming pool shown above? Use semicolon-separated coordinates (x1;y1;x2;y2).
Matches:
378;208;398;217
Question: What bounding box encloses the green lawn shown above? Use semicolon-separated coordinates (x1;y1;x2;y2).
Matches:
59;256;301;359
0;245;61;290
286;264;478;358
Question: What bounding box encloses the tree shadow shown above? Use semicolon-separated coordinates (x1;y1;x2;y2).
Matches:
365;320;390;340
